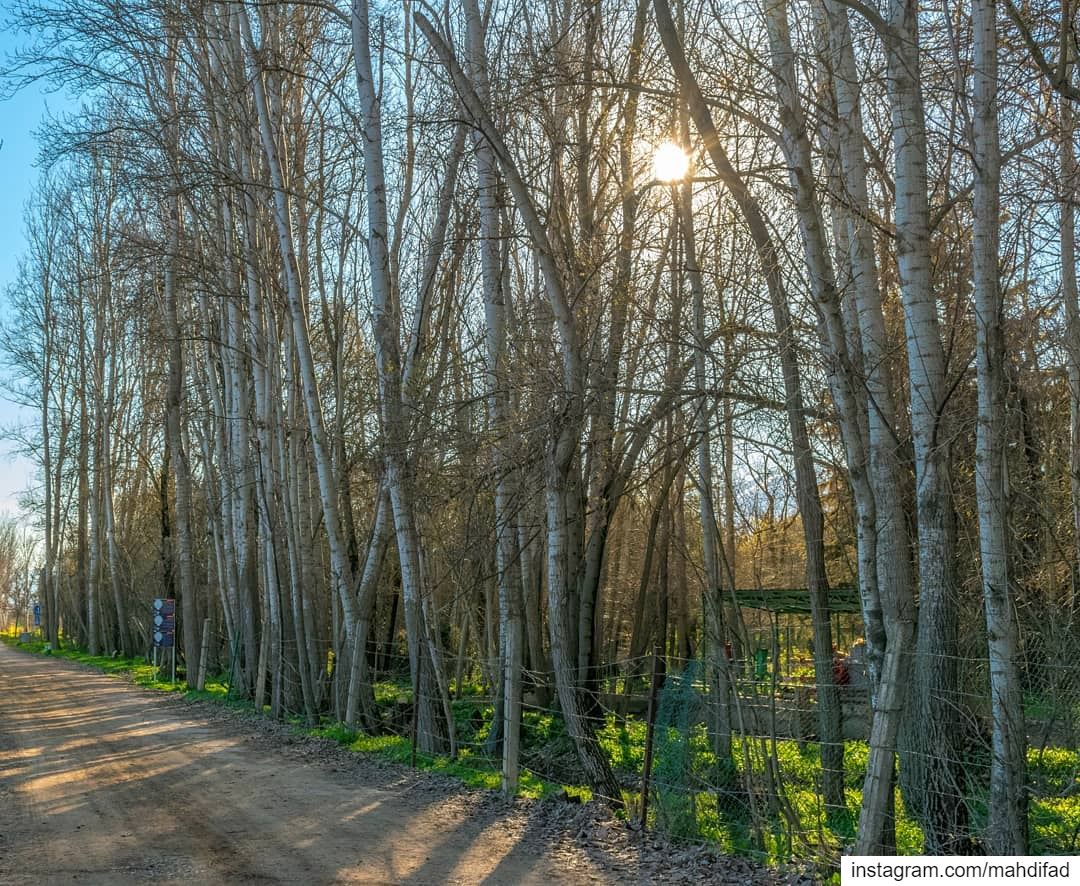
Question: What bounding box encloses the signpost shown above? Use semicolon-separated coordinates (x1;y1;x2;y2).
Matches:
151;598;176;683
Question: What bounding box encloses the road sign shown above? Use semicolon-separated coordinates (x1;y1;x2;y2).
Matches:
151;598;176;648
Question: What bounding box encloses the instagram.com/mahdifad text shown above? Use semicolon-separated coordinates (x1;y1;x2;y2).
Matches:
842;855;1078;884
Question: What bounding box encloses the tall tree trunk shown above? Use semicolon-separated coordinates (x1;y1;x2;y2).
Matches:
884;0;968;851
238;5;358;679
762;0;871;813
350;0;452;753
462;0;524;793
972;0;1027;851
1061;27;1080;615
163;27;200;685
682;140;736;797
822;2;917;852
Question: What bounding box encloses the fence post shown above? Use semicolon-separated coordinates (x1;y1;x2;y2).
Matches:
640;643;662;828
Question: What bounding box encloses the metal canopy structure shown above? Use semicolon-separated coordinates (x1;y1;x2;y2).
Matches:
731;585;861;614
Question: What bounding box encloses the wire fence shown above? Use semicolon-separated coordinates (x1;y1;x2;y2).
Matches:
292;617;1080;869
16;595;1080;869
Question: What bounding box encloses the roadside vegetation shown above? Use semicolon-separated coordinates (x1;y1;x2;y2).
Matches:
6;630;1078;870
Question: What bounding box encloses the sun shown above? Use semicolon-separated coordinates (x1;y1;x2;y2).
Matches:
652;141;690;183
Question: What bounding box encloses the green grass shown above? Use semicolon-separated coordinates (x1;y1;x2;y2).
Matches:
308;722;565;798
598;714;647;772
1028;746;1080;854
598;702;1078;864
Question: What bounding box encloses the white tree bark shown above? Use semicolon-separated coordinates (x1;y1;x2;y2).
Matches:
882;0;968;851
822;2;918;851
462;0;524;794
350;0;454;753
972;0;1027;851
238;4;358;669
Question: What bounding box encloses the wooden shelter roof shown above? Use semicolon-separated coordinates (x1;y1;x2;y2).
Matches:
731;586;861;614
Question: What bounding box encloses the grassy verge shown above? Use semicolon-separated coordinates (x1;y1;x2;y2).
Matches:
307;722;564;799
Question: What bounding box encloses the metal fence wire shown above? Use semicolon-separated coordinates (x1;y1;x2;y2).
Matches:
603;637;1080;864
204;601;1080;868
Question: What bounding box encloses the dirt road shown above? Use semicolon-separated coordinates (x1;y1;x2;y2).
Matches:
0;643;615;885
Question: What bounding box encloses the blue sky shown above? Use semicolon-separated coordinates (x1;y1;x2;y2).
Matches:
0;27;75;521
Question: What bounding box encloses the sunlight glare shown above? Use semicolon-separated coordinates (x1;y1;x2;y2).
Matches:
652;141;690;182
